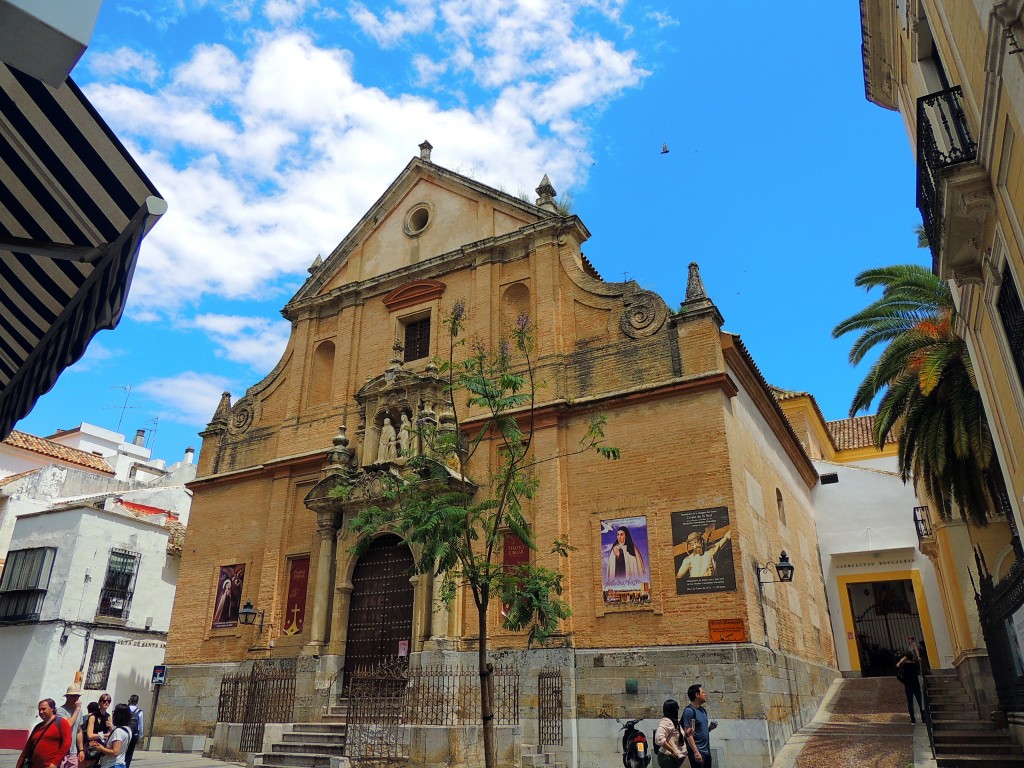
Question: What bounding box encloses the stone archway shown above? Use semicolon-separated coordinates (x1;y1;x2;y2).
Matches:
343;533;415;687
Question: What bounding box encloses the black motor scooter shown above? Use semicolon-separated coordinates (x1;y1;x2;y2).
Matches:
619;719;651;768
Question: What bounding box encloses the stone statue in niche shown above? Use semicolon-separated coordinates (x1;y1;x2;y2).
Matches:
378;417;398;462
399;413;413;456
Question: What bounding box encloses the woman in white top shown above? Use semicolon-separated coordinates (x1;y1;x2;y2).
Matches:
95;704;132;768
654;698;693;768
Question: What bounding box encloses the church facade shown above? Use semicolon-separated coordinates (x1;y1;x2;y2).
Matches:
158;144;838;768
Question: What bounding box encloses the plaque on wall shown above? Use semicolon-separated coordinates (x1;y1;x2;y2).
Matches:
672;507;735;595
708;618;746;642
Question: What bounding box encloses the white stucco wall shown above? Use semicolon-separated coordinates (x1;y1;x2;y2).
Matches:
811;459;954;670
0;505;179;736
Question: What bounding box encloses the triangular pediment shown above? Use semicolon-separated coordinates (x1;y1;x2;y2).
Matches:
287;157;554;307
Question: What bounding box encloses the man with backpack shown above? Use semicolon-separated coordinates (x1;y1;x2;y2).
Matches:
682;684;718;768
896;652;926;723
125;695;144;767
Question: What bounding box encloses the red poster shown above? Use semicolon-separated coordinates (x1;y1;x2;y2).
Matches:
501;533;529;617
282;557;309;636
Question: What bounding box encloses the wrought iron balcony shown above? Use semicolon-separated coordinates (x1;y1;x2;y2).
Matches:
917;86;977;257
97;587;134;619
913;506;933;542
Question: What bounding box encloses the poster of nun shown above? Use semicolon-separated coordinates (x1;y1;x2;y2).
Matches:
211;564;246;628
671;506;735;595
601;516;651;604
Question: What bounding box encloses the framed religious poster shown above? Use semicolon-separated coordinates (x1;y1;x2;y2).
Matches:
211;564;246;628
601;516;651;604
671;507;735;595
282;556;309;636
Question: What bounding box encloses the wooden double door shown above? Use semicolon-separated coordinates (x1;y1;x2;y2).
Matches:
343;534;415;686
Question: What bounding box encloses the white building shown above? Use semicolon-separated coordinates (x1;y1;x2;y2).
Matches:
0;494;186;750
774;391;955;675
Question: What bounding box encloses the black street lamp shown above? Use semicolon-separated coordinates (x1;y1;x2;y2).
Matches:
238;600;265;636
757;551;795;592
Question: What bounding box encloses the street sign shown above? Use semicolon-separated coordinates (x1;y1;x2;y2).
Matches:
152;665;166;685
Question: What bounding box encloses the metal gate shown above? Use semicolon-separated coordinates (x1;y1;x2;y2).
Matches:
344;534;415;689
217;663;297;753
849;581;924;677
538;668;563;747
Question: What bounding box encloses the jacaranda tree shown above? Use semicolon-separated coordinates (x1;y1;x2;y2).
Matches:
346;301;619;768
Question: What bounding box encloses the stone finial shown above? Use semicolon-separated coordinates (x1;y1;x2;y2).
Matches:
685;262;708;301
419;140;433;162
535;174;557;211
678;261;724;327
326;422;353;470
207;391;232;430
308;253;323;274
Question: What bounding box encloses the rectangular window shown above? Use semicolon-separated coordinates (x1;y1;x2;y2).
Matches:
0;547;56;621
403;316;431;362
997;265;1024;391
85;640;115;689
97;549;140;620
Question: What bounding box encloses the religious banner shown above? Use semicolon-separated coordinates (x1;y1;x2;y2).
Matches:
601;516;651;604
211;564;245;628
501;532;530;617
672;507;735;595
282;556;309;636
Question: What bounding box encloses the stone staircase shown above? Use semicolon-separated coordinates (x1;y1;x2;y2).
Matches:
522;743;565;768
255;700;347;768
927;669;1024;768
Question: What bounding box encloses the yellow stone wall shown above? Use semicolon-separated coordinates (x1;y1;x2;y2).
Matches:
168;160;835;673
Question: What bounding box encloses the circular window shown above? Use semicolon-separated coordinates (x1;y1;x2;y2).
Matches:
404;203;433;237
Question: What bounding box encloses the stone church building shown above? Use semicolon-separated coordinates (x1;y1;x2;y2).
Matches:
158;144;839;768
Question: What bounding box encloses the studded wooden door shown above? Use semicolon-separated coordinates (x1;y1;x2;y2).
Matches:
343;534;415;687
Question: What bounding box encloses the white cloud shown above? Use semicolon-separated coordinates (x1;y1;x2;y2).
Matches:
88;47;162;84
349;0;437;46
193;314;291;372
68;341;123;372
645;11;678;29
136;371;235;426
84;8;648;316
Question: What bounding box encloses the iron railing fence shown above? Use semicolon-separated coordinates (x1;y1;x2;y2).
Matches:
538;668;564;747
913;506;933;542
217;662;298;753
976;545;1024;711
916;86;977;257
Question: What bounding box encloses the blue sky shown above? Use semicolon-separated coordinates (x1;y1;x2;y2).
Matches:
16;1;927;465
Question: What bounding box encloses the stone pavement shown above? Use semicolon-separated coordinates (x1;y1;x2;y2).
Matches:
0;750;244;768
773;676;933;768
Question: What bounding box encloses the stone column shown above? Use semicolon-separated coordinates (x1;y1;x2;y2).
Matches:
304;514;338;655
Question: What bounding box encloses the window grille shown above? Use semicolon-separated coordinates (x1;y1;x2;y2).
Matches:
997;265;1024;392
403;317;430;362
97;549;140;619
86;640;115;689
0;547;56;621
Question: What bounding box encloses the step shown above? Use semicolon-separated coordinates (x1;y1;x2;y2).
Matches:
935;734;1017;746
272;742;346;756
936;758;1024;768
291;722;347;734
522;753;550;767
931;720;999;731
281;732;345;746
256;753;333;768
936;744;1024;756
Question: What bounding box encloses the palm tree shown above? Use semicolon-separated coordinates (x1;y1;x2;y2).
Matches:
832;264;998;525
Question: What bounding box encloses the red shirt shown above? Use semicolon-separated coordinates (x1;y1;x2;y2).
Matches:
17;717;72;768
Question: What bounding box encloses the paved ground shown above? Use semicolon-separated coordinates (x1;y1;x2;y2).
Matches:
0;750;244;768
773;676;933;768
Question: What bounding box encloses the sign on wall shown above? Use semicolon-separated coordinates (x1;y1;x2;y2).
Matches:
601;516;651;604
211;564;246;628
708;618;746;642
282;557;310;636
672;507;735;595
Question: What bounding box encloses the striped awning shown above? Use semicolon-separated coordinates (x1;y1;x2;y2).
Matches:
0;63;166;440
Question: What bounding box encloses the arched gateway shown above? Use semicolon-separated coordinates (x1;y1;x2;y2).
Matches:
344;534;415;685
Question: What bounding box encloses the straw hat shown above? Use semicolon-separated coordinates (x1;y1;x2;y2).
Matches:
65;683;82;697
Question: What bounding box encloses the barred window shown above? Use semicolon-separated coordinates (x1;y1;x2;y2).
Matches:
403;316;430;362
0;547;56;622
997;265;1024;391
97;549;140;620
85;640;115;689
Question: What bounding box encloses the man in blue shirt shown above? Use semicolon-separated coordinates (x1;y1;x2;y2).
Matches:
682;684;718;768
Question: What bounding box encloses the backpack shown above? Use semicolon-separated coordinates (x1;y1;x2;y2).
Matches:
129;706;141;738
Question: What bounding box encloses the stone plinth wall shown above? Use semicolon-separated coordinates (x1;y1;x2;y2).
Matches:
159;644;836;768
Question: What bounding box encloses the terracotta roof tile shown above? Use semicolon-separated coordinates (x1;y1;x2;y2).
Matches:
3;430;114;474
0;468;41;488
826;415;897;451
118;500;179;521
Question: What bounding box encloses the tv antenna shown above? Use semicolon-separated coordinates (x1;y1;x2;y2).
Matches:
104;385;137;432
